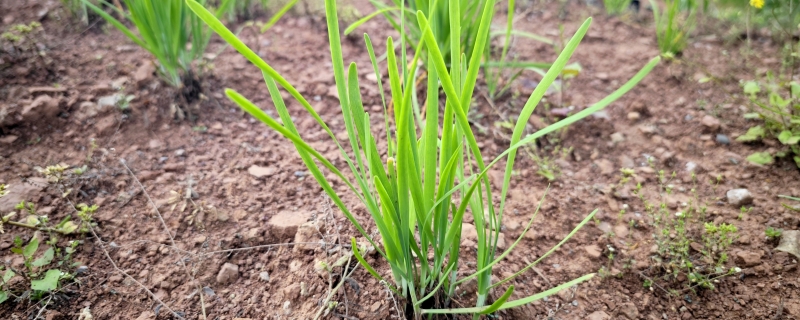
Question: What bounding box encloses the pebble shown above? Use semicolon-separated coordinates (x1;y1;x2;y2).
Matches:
610;132;625;144
259;271;270;282
627;111;640;121
75;266;89;275
716;134;730;145
175;149;186;156
685;161;698;172
248;165;276;178
587;311;610;320
701;115;720;131
584;244;602;259
735;251;762;267
726;189;753;207
216;263;240;284
293;221;320;252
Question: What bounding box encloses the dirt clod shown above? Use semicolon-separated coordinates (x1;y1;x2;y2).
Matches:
735;250;763;267
217;262;240;285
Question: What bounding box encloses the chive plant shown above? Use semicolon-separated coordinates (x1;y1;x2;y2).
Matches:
346;0;552;101
187;0;659;316
651;0;696;56
83;0;215;88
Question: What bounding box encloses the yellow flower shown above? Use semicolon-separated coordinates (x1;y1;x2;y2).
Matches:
750;0;764;9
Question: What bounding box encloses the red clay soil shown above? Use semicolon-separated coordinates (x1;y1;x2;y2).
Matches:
1;0;799;319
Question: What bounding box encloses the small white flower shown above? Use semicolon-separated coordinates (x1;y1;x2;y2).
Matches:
675;212;684;217
734;267;742;273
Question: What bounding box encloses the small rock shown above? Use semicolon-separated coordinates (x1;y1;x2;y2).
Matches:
97;93;123;109
461;223;478;242
716;134;730;145
595;159;614;176
216;263;240;284
587;311;611;320
174;149;186;157
259;271;270;282
584;245;602;259
685;161;698;172
610;132;625;144
618;302;639;319
627;112;641;121
248;165;276;178
21;95;60;122
620;155;635;169
133;60;156;87
776;230;800;260
613;224;629;238
0;135;18;144
75;266;89;275
726;189;753;207
148;139;162;150
294;221;320;252
701;115;720;131
268;210;312;240
735;251;762;267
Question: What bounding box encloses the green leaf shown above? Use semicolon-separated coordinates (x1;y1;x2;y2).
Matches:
0;291;7;304
743;81;760;95
2;269;14;284
23;237;39;259
794;155;800;168
32;247;54;267
31;269;61;292
746;152;774;166
736;126;766;142
56;221;79;234
777;131;800;145
743;112;762;119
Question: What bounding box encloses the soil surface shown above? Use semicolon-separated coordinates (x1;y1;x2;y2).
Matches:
1;0;800;319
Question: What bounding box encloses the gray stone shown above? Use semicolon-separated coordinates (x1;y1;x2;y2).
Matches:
726;189;753;207
716;134;730;145
259;271;270;282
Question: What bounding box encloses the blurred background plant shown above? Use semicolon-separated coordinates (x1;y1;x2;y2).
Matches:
83;0;216;90
651;0;697;56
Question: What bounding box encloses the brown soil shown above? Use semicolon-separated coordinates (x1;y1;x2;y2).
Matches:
2;0;799;319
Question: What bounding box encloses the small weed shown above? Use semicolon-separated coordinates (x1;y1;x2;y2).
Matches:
604;0;632;15
739;73;800;168
627;165;740;294
765;227;782;240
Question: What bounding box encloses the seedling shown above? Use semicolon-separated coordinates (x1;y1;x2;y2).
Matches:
650;0;696;55
765;227;783;240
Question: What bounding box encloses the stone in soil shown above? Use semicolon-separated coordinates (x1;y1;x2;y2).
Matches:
259;271;270;282
267;210;312;241
734;250;762;267
584;244;602;259
700;115;720;131
293;221;320;252
217;263;239;284
587;311;611;320
133;60;155;87
248;165;276;178
716;134;730;145
726;189;753;207
776;230;800;260
22;95;61;123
